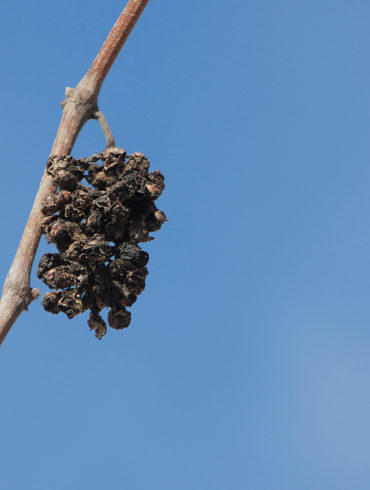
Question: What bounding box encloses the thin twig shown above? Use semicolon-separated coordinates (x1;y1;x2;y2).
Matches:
94;110;116;148
0;0;150;345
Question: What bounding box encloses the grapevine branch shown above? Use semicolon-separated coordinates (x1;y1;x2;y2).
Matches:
0;0;149;345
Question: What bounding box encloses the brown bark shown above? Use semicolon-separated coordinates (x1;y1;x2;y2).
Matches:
0;0;149;345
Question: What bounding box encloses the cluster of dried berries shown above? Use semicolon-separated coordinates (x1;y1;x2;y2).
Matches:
38;148;166;339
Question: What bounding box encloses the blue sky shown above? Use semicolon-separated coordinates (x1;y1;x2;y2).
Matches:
0;1;370;488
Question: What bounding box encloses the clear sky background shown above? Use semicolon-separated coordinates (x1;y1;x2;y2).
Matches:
0;1;370;489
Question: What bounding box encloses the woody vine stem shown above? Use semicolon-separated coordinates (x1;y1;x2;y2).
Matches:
0;0;149;345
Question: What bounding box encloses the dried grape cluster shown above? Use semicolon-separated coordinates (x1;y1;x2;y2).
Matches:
38;148;166;339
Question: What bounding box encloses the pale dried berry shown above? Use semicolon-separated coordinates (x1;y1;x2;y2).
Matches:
41;291;62;314
37;253;62;278
124;152;149;175
111;280;137;307
115;243;149;268
58;290;85;319
146;210;168;232
88;313;107;340
42;266;75;289
64;204;85;222
102;148;126;174
56;190;72;209
55;170;78;191
108;308;131;330
42;195;58;215
125;268;148;295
